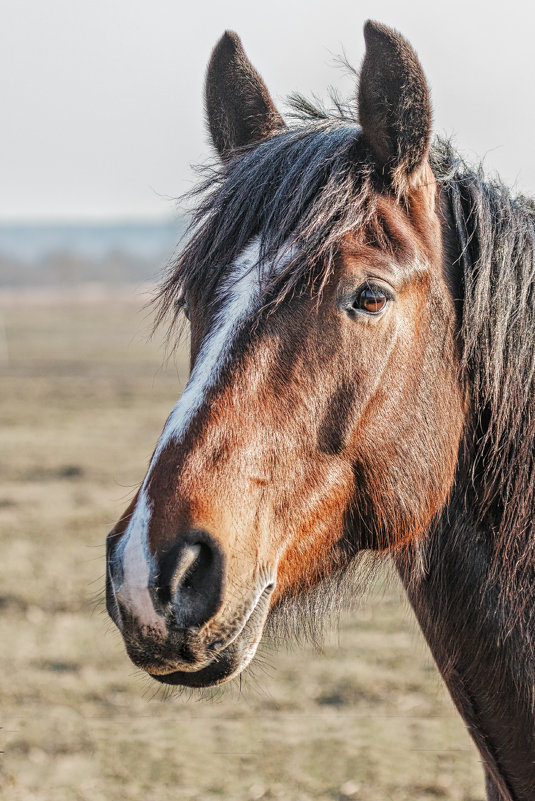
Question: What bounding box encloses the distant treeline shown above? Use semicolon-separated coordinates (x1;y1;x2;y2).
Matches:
0;219;187;287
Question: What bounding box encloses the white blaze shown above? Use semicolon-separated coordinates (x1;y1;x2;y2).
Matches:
114;493;166;635
113;238;266;630
152;238;263;463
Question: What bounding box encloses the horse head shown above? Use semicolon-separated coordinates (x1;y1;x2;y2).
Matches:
106;22;466;687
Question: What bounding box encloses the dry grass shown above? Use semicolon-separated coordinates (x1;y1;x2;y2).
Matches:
0;288;484;800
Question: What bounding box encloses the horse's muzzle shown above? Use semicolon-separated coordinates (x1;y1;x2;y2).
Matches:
148;578;275;687
106;528;275;686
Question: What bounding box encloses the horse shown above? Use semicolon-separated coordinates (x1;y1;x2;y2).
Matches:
105;22;535;800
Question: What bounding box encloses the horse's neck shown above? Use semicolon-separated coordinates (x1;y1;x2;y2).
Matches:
396;502;535;801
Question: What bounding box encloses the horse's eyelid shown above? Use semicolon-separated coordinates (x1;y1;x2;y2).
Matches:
362;281;395;299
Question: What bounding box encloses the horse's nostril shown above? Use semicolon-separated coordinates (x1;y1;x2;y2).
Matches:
156;531;225;629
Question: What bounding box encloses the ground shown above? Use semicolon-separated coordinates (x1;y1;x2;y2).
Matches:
0;286;484;800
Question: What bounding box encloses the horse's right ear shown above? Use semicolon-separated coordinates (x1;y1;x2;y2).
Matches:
358;21;432;190
205;31;284;160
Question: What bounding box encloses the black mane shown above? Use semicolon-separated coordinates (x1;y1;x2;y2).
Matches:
431;140;535;611
157;101;535;608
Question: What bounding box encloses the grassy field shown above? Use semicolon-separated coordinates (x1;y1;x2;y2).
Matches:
0;286;484;801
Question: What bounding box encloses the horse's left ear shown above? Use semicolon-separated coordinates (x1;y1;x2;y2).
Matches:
205;31;285;160
358;21;431;190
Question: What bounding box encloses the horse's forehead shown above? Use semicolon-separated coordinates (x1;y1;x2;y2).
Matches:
198;238;298;328
203;181;437;329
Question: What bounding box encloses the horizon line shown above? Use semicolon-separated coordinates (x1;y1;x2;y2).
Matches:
0;213;186;228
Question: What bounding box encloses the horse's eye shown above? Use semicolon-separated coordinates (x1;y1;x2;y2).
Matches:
182;301;190;320
353;287;388;314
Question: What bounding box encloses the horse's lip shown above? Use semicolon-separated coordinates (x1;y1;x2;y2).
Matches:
147;579;275;687
148;649;236;687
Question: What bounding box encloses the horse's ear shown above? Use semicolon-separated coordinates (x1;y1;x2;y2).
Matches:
358;21;431;189
205;31;284;160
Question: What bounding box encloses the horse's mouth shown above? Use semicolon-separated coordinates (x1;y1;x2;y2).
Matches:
145;579;275;688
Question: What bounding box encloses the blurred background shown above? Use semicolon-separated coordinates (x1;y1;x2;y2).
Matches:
1;1;532;799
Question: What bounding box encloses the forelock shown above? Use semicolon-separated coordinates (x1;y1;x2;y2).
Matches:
155;110;380;330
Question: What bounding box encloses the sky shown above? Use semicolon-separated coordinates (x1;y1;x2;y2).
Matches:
2;0;534;221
